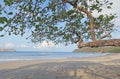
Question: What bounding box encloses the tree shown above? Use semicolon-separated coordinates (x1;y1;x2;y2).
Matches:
0;0;120;47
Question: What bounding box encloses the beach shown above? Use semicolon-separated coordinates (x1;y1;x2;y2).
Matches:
0;53;120;79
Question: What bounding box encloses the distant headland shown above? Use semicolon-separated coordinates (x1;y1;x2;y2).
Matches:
73;47;120;53
0;48;16;52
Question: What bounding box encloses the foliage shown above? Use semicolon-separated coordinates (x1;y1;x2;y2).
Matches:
73;47;120;53
0;0;117;45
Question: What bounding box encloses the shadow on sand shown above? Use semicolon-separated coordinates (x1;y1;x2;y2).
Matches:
0;61;120;79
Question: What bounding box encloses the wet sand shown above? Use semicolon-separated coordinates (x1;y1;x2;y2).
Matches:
0;53;120;79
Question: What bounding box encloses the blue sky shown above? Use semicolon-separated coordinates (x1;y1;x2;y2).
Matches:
0;0;120;52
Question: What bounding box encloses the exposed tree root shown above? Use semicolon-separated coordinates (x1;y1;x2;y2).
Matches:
78;39;120;48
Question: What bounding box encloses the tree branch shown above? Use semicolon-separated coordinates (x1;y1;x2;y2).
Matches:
99;32;112;40
67;1;96;42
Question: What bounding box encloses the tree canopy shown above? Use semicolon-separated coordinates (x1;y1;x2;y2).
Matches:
0;0;118;46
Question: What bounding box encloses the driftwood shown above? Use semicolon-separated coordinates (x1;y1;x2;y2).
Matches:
78;39;120;48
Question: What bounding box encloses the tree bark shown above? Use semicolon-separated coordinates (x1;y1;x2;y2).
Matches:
66;0;97;42
75;6;96;42
78;39;120;48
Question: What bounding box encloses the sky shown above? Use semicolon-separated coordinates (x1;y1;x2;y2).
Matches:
0;0;120;52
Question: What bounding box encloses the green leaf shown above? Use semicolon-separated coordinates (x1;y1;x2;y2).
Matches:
29;5;32;10
4;0;7;3
99;15;103;20
0;35;4;37
8;12;13;15
67;10;75;15
109;3;113;5
35;25;39;28
0;12;2;15
0;17;8;23
0;5;2;10
98;9;102;12
4;0;13;6
96;0;99;3
0;27;3;31
107;6;111;9
52;6;55;11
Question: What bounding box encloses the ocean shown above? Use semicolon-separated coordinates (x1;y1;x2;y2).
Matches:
0;51;109;62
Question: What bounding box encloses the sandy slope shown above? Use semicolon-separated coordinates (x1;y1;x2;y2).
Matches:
0;53;120;79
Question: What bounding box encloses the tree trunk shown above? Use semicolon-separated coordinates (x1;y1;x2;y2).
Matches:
78;39;120;48
66;0;97;42
75;6;97;42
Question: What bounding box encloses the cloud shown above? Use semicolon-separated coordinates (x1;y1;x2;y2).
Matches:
33;41;55;49
17;44;29;48
4;43;15;48
33;41;77;52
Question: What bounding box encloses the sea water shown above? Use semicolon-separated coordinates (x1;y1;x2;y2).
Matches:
0;51;109;62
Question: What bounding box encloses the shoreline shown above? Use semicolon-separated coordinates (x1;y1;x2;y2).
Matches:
0;53;120;79
0;53;119;70
0;52;109;63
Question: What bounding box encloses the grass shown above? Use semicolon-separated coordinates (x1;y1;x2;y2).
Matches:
73;47;120;53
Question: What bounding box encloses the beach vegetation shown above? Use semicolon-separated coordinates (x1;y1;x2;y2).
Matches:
74;47;120;53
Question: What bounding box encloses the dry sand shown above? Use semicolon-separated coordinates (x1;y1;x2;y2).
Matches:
0;53;120;79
